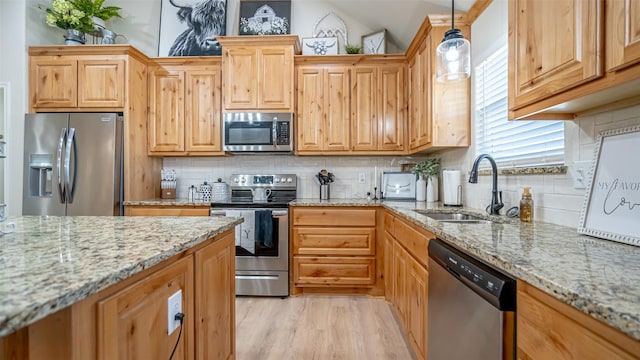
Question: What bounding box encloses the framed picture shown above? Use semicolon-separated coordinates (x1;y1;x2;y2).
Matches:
239;0;291;35
302;37;338;55
362;29;387;54
578;125;640;247
158;0;227;56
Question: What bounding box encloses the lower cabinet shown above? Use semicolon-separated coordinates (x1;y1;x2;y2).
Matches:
125;205;211;216
290;207;382;295
517;281;640;360
384;211;433;360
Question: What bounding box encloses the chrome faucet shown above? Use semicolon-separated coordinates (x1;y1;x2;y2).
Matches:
469;154;504;215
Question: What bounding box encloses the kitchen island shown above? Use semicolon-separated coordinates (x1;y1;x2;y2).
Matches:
0;215;242;359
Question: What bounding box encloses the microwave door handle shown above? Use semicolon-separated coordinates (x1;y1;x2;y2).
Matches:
57;128;67;203
272;119;278;147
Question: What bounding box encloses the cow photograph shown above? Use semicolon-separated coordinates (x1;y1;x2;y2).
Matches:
158;0;227;56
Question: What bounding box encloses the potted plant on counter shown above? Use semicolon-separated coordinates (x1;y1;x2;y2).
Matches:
413;158;440;202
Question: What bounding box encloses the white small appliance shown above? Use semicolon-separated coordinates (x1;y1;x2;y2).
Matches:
442;170;463;206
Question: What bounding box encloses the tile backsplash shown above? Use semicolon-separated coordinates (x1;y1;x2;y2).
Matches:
163;155;423;200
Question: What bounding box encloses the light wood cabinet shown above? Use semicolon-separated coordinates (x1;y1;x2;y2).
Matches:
384;210;433;360
507;0;640;119
405;16;470;152
351;66;378;151
98;257;195;360
30;56;125;110
28;46;162;203
378;64;406;151
517;281;640;360
218;36;299;112
509;0;602;110
296;65;351;152
291;207;382;295
195;232;235;360
606;0;640;72
148;58;223;156
125;205;211;216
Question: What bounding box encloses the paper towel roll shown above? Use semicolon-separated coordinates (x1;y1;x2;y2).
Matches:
443;170;462;206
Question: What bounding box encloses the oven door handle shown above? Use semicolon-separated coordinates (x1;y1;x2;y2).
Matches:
271;210;288;217
210;210;228;216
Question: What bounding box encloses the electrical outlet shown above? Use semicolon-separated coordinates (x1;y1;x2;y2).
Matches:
167;290;182;335
573;160;592;190
358;172;366;184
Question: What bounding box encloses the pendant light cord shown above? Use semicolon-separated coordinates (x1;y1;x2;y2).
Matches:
451;0;455;30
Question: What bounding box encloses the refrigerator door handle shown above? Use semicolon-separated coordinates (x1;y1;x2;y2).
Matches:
64;128;76;203
57;128;67;203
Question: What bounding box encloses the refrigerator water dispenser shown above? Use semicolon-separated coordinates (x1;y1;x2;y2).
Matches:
28;154;53;198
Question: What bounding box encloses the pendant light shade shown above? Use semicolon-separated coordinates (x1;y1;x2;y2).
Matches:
436;0;471;82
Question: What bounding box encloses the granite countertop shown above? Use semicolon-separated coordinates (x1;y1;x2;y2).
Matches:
0;215;242;337
291;198;640;341
124;198;211;206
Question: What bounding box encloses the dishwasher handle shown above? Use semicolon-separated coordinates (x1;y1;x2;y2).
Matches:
429;238;516;311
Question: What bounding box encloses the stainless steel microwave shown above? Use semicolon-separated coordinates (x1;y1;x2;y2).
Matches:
223;112;293;153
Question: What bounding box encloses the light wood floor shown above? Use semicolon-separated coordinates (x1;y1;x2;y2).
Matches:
236;295;416;360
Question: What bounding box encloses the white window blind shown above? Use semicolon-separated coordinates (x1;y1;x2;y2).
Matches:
474;45;564;167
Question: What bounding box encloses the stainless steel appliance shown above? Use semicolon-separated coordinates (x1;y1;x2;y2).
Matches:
210;174;297;296
428;238;516;360
23;113;123;216
222;112;293;153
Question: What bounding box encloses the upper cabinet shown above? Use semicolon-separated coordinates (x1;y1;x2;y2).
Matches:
295;56;407;155
147;58;223;156
218;36;300;112
29;49;134;111
405;15;471;152
508;0;640;119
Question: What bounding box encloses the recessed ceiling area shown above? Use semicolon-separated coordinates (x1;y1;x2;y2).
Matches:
322;0;476;50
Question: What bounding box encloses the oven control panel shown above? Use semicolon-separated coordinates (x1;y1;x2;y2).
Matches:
231;174;297;188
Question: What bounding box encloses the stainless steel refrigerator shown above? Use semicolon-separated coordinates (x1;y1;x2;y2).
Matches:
23;113;124;216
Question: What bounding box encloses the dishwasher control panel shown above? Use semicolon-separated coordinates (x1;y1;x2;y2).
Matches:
429;238;516;311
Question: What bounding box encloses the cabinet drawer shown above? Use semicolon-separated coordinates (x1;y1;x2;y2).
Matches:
384;212;396;236
293;256;376;286
394;218;434;267
293;227;375;255
125;206;210;216
292;208;376;226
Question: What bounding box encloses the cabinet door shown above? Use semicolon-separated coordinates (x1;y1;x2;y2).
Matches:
384;234;395;302
351;66;378;151
258;46;293;110
407;256;428;360
97;257;194;360
29;56;77;108
606;0;640;72
393;241;408;326
408;43;430;150
196;233;235;360
77;59;125;108
509;0;602;109
325;67;351;151
223;47;257;109
148;68;185;153
378;64;406;151
185;69;222;153
296;67;324;151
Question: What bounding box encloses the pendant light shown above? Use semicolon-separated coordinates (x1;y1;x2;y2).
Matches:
436;0;471;82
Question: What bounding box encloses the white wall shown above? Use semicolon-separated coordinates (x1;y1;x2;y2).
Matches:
438;0;640;228
0;1;26;216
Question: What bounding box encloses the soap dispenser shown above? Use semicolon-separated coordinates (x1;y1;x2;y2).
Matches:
520;187;533;222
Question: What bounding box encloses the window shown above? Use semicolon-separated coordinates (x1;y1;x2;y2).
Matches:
474;45;564;167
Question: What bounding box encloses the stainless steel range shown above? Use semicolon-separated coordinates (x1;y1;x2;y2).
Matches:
210;174;297;297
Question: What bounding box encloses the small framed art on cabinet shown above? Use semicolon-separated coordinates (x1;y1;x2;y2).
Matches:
362;29;386;54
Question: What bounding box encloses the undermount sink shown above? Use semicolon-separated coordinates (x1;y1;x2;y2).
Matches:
414;211;492;224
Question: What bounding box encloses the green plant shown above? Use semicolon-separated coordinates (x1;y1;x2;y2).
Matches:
412;158;440;179
42;0;121;33
344;44;362;54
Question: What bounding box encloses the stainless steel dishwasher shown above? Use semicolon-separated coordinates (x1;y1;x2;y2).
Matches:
428;238;516;360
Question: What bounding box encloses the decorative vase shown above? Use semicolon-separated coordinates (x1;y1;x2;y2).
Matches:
64;29;86;45
416;177;426;202
427;176;439;202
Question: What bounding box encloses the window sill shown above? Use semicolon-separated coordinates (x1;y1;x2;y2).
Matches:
476;165;567;176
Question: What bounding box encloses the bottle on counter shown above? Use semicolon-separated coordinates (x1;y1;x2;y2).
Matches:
520;187;533;222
